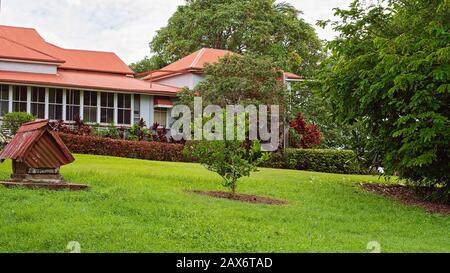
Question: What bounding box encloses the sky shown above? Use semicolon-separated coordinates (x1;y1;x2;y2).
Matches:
0;0;354;64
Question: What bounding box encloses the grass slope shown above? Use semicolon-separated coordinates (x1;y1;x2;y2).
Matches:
0;154;448;253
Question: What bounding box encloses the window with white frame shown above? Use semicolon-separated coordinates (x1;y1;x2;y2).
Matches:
48;88;63;120
66;89;81;121
83;91;98;123
154;108;168;128
133;94;140;124
0;84;9;116
100;92;114;124
12;85;27;113
31;87;45;119
117;93;131;125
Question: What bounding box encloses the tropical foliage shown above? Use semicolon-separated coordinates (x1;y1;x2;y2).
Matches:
289;113;323;149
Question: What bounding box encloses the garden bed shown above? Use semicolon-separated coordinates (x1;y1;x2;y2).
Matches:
362;183;450;215
188;190;288;205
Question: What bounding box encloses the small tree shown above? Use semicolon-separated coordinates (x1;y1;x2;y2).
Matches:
2;112;35;135
187;140;269;195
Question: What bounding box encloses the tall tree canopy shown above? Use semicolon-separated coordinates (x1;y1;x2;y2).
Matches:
319;0;449;191
149;0;322;77
129;55;166;74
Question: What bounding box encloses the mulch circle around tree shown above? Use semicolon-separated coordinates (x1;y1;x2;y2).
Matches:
361;183;450;215
188;190;288;205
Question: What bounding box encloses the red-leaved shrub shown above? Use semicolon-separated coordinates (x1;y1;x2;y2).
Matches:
59;133;187;162
289;113;323;149
49;116;92;136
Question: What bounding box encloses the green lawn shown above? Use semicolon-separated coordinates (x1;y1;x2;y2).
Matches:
0;154;448;253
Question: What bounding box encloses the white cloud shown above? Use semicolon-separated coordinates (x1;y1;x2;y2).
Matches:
287;0;354;41
0;0;353;64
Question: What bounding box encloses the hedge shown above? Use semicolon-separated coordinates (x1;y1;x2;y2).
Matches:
59;134;363;174
264;148;362;174
59;133;187;162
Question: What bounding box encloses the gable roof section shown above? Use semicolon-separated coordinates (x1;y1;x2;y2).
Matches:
0;36;64;64
142;48;233;81
166;48;233;71
48;45;134;75
0;25;133;75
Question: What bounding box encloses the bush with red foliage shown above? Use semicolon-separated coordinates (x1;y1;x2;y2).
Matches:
289;113;322;149
149;123;169;142
59;133;188;162
49;115;91;136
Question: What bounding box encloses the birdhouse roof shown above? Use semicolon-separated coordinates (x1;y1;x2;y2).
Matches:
0;120;74;168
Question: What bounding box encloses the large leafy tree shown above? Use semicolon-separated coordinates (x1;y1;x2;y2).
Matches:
149;0;322;77
129;55;165;74
319;0;449;194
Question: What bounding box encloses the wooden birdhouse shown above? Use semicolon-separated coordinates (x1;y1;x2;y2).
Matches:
0;120;87;190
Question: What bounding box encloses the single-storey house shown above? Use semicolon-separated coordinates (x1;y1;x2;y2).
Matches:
0;25;302;129
0;25;178;128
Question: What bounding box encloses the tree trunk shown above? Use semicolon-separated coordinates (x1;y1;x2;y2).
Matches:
231;180;237;197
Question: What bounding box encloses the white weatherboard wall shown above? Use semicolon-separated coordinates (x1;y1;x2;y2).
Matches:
156;73;205;89
192;74;205;87
140;95;154;126
0;60;58;74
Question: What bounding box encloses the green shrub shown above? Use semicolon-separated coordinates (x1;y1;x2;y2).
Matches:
91;123;121;139
1;112;35;135
265;149;363;174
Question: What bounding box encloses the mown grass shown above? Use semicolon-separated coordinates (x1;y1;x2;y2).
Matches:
0;154;448;253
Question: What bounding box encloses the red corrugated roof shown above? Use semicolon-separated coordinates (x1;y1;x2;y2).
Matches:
0;120;75;169
143;48;233;81
0;36;64;64
0;70;180;95
0;25;133;75
284;72;302;80
17;119;48;133
166;48;233;71
154;97;174;106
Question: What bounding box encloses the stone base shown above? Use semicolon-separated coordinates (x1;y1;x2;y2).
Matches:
0;181;89;191
11;173;63;183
